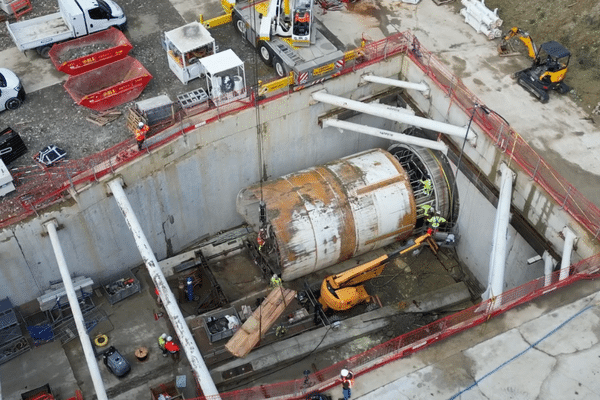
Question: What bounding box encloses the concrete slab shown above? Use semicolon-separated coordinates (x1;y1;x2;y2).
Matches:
463;329;556;399
327;1;600;207
520;295;600;356
326;284;600;400
403;281;471;313
0;340;79;400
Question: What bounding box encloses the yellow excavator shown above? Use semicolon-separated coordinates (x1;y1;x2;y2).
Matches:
318;233;439;312
498;27;571;103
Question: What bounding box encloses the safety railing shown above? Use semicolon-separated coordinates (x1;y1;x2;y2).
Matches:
0;32;412;230
401;31;600;240
2;29;600;400
187;254;600;400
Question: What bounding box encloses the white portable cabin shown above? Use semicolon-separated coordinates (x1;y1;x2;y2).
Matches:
164;22;216;85
200;49;247;106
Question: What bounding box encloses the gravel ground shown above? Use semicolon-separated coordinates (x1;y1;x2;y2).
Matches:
0;0;274;168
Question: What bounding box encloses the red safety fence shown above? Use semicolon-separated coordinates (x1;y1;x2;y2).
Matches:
1;30;597;242
2;29;600;400
398;31;600;240
186;255;600;400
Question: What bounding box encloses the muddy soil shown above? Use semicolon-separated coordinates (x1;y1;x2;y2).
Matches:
456;0;600;115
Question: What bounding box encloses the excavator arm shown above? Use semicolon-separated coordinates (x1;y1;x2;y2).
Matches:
318;233;438;311
498;27;537;58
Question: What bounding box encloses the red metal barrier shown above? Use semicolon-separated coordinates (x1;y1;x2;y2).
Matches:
1;30;600;400
10;0;32;20
49;27;133;75
402;31;600;240
63;56;152;111
2;31;598;244
183;257;600;400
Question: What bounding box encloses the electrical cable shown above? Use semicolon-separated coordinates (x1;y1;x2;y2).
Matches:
225;322;334;391
245;0;266;203
454;104;480;180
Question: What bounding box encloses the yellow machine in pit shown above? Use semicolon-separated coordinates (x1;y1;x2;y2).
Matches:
318;233;439;312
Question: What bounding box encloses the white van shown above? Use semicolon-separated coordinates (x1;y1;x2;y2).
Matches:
0;68;25;112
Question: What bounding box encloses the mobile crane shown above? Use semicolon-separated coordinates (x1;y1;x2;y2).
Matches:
318;233;439;312
498;27;571;103
200;0;345;87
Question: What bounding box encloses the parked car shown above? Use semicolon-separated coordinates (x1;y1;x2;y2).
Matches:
103;346;131;377
0;68;26;112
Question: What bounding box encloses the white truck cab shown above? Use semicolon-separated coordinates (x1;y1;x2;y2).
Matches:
66;0;125;36
6;0;127;58
0;68;26;112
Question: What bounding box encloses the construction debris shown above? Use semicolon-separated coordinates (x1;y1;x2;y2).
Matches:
86;109;122;126
432;0;455;5
225;287;296;358
316;0;344;11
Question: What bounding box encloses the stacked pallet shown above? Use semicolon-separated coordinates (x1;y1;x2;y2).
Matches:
225;287;296;358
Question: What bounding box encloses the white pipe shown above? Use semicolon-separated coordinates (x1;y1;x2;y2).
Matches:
559;227;577;281
322;119;448;154
108;179;221;399
44;220;108;400
362;75;430;96
312;90;477;144
369;102;415;115
543;250;556;286
483;163;515;301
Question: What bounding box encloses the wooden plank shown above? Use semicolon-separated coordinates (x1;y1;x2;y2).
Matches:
225;287;296;358
86;116;105;126
86;110;122;126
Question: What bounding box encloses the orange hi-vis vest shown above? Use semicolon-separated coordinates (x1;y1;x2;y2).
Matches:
135;125;149;141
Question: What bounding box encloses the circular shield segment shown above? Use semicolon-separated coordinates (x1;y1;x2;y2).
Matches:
237;148;418;280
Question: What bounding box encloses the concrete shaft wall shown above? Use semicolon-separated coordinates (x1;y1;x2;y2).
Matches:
398;56;600;290
0;64;395;306
2;53;596;305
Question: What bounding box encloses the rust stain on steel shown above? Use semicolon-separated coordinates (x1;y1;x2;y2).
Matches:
381;149;417;227
239;149;418;279
355;176;403;196
364;225;415;245
313;166;357;260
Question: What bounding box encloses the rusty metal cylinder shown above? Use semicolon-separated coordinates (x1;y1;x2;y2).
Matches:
236;148;417;281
